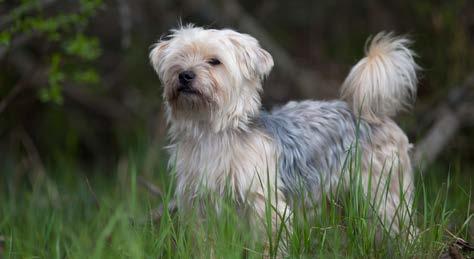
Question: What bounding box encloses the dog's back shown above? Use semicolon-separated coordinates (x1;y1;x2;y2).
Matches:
259;100;370;200
260;32;418;234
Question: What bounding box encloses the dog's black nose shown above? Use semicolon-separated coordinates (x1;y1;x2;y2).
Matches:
178;70;195;85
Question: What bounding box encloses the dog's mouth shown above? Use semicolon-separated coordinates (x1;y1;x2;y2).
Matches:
166;82;214;108
177;85;199;95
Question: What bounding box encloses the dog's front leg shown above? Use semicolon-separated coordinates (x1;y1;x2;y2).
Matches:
250;189;292;257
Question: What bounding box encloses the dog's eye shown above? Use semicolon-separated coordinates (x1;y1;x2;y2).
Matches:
207;58;221;66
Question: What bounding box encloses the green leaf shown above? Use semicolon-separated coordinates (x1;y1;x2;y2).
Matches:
40;53;65;104
72;69;100;84
39;88;51;102
0;31;11;46
64;34;102;60
80;0;103;15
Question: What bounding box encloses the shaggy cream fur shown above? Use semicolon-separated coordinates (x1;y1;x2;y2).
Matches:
150;25;419;246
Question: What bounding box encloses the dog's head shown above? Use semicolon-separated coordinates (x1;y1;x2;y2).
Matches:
150;25;273;131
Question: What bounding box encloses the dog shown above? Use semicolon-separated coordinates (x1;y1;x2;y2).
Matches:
150;24;419;243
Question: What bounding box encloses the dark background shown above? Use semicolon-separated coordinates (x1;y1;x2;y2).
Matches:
1;0;473;179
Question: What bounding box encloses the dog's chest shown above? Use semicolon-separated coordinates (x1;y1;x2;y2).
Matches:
171;131;278;204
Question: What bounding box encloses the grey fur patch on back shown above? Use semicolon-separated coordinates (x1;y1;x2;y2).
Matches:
258;100;370;201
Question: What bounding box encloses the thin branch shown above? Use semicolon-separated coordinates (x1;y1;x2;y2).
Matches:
413;75;474;172
0;77;28;115
413;107;462;172
17;126;46;177
150;199;177;222
85;176;100;209
138;176;163;197
7;49;133;122
0;0;58;30
0;34;36;61
62;85;133;121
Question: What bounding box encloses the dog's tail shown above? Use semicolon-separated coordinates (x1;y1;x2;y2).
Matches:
340;32;419;123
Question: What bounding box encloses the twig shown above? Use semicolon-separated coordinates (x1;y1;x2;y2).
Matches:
62;85;133;122
0;0;58;31
7;49;133;122
0;77;28;115
138;176;163;197
0;34;36;61
445;229;474;252
17;126;46;178
85;176;100;209
439;229;474;259
15;126;62;206
150;199;177;222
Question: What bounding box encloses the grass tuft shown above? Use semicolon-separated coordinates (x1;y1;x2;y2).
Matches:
0;155;472;258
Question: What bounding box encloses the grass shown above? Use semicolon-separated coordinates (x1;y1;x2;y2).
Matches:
0;154;473;258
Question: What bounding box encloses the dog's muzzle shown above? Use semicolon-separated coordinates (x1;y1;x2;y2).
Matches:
177;70;197;94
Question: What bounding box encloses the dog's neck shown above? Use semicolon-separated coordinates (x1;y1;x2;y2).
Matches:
167;113;258;144
167;108;262;143
167;107;276;205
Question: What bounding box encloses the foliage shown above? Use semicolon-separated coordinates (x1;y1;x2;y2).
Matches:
1;0;103;104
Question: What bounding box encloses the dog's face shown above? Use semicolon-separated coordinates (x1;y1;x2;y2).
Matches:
150;25;273;131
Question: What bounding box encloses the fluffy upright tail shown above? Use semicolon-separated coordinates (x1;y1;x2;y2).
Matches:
340;32;419;123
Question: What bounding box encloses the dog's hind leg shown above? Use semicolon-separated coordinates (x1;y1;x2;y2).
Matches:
362;119;415;238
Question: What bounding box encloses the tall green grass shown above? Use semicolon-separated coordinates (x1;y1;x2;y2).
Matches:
0;156;472;258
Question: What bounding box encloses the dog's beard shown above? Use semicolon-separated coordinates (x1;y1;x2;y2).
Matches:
165;80;217;113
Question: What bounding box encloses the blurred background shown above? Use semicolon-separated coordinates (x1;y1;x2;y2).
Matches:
1;0;473;183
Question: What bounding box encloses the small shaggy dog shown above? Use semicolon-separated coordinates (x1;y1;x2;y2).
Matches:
150;25;418;241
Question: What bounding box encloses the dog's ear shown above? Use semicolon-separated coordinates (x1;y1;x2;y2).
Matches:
227;31;274;81
149;40;170;76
